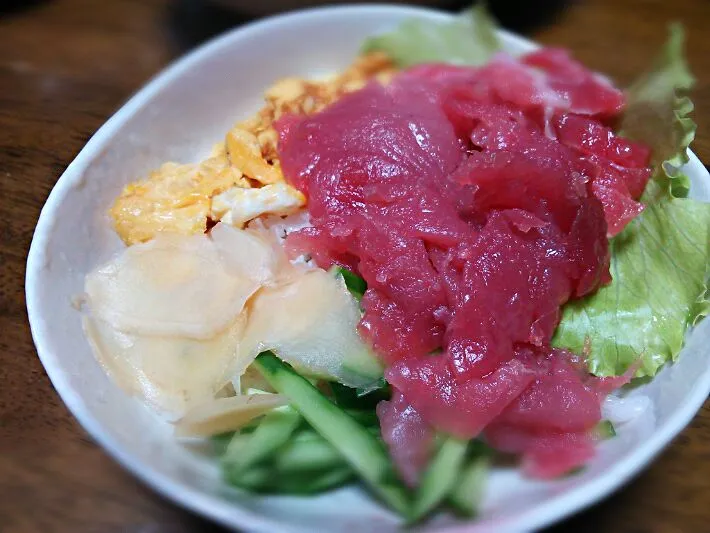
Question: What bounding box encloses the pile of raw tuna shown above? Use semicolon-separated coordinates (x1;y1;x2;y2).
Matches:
277;49;651;482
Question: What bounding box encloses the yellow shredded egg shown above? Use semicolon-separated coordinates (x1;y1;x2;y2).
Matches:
110;154;248;245
109;52;396;246
211;182;306;228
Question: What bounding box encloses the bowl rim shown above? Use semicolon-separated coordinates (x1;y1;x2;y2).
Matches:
25;4;710;532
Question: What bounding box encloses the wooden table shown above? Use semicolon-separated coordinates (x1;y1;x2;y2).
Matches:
1;0;709;531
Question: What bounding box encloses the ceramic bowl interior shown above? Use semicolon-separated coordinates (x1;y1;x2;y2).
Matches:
26;5;710;533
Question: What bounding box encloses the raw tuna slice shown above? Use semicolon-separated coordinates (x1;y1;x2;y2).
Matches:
552;113;652;236
588;165;645;237
278;83;462;200
482;349;617;477
451;126;590;231
495;350;602;433
399;49;625;120
386;354;536;439
278;83;466;361
442;212;574;379
586;360;639;399
277;61;649;479
566;197;612;297
485;422;596;479
376;391;434;487
398;55;565;115
484;357;637;479
401;57;647;235
521;48;625;118
401;63;481;87
552;113;651;169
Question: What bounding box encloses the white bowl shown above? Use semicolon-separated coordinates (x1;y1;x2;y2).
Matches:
26;5;710;533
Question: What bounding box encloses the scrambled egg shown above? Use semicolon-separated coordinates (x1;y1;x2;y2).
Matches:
110;52;395;245
211;183;305;228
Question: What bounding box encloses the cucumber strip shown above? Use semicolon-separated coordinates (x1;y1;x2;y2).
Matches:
331;382;391;411
254;352;411;516
562;466;586;478
211;413;270;457
237;420;260;434
594;419;616;439
276;430;346;472
221;432;251;458
223;463;272;491
288;426;379;448
277;466;355;495
344;408;380;428
223;409;302;472
409;437;468;523
224;427;352;494
448;454;489;518
211;432;235;456
330;266;367;300
227;463;355;495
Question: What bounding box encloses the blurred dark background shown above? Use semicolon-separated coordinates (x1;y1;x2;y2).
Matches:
184;0;577;51
165;0;575;50
1;0;576;55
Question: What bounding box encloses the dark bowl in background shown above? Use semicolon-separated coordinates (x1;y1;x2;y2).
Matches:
205;0;574;32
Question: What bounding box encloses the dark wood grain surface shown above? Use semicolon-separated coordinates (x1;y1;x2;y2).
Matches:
1;1;709;531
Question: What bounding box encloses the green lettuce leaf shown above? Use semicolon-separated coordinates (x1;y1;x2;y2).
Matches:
620;24;696;198
554;26;709;377
553;199;710;377
361;4;501;68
